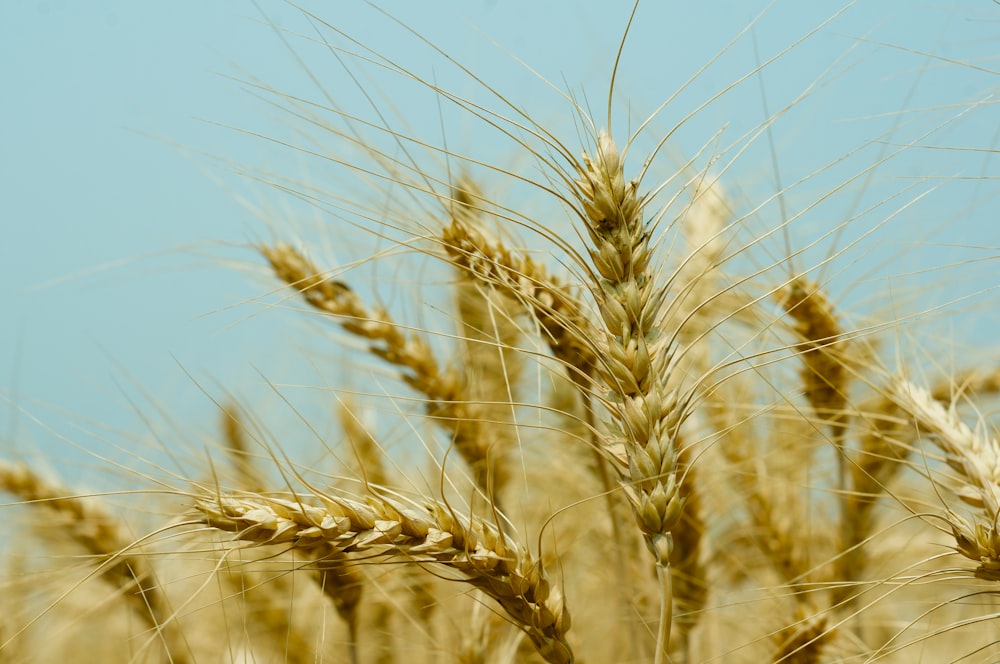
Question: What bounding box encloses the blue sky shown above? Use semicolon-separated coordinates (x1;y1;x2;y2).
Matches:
2;1;997;481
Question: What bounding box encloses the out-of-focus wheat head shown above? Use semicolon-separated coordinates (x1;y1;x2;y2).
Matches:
3;2;999;663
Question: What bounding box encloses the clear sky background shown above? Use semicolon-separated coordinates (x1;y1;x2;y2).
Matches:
1;1;998;484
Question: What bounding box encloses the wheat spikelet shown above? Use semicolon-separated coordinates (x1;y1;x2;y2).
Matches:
669;443;706;661
672;177;742;353
220;403;267;492
339;400;391;490
848;365;1000;528
835;367;1000;604
312;543;364;649
216;550;334;664
337;400;443;661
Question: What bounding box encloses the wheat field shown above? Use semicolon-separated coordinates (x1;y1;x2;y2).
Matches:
2;2;1000;662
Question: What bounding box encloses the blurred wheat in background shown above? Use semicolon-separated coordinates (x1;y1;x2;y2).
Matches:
2;1;999;662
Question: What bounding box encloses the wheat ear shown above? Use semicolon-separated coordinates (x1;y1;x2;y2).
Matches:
194;489;573;663
777;276;850;439
0;460;189;662
663;178;732;660
262;243;498;500
442;180;643;614
447;180;528;504
779;278;862;609
772;606;831;664
339;400;391;490
849;365;1000;524
892;380;1000;580
571;130;687;661
669;442;705;660
441;184;598;386
842;371;973;584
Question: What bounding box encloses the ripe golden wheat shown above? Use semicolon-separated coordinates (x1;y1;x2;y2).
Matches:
3;2;999;663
